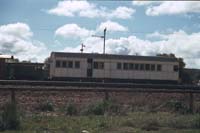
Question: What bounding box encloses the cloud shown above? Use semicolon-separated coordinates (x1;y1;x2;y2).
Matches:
133;1;200;16
97;20;128;32
0;23;48;62
55;24;93;38
48;1;135;19
79;6;135;19
146;31;168;40
55;21;127;39
144;1;200;16
0;22;33;39
132;1;161;6
109;6;135;19
62;30;200;68
48;1;94;17
63;37;103;53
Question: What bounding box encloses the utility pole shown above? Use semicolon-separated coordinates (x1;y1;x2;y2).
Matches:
92;27;107;54
103;28;106;54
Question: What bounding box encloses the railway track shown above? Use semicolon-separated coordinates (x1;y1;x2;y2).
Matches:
0;80;200;92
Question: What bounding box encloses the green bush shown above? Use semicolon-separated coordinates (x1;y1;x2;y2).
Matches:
87;103;105;115
0;102;20;130
83;100;124;116
107;103;121;115
85;101;109;115
66;103;78;116
165;100;189;114
37;100;54;112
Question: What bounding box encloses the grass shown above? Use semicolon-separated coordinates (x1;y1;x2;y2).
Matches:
0;112;199;133
0;100;199;133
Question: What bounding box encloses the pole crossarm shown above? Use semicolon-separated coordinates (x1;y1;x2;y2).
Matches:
91;35;104;38
92;27;107;54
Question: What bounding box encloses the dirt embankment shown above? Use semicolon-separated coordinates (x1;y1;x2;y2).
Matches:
0;87;200;113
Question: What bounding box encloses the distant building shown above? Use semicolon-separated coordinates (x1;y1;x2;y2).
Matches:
0;54;46;80
0;55;16;79
182;68;200;84
0;58;6;79
6;62;45;80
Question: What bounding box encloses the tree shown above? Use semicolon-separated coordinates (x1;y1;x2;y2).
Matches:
156;53;175;58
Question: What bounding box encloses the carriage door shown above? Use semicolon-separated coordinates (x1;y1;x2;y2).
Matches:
87;58;93;78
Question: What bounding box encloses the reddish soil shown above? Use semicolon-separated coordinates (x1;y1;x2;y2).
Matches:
0;88;199;113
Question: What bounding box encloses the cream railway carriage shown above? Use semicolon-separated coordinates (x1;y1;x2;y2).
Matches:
49;52;179;84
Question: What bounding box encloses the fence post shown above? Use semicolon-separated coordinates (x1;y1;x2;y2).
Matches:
10;89;16;104
104;91;109;101
189;92;194;113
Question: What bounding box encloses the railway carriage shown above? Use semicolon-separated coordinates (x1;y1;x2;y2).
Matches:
49;52;179;84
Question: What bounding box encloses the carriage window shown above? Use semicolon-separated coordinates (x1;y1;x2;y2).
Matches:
129;63;134;70
123;63;128;70
56;60;61;68
87;58;93;63
145;64;150;71
157;64;162;71
62;61;66;68
94;62;98;69
68;61;73;68
75;61;80;68
135;64;139;70
140;64;144;70
94;62;104;69
99;62;104;69
117;62;122;69
151;64;155;71
173;65;179;72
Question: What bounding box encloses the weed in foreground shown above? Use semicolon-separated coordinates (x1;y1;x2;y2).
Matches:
193;115;200;129
36;100;54;112
165;100;190;114
65;103;78;116
0;102;20;131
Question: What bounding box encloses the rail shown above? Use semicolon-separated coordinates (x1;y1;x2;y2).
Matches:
0;80;200;91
